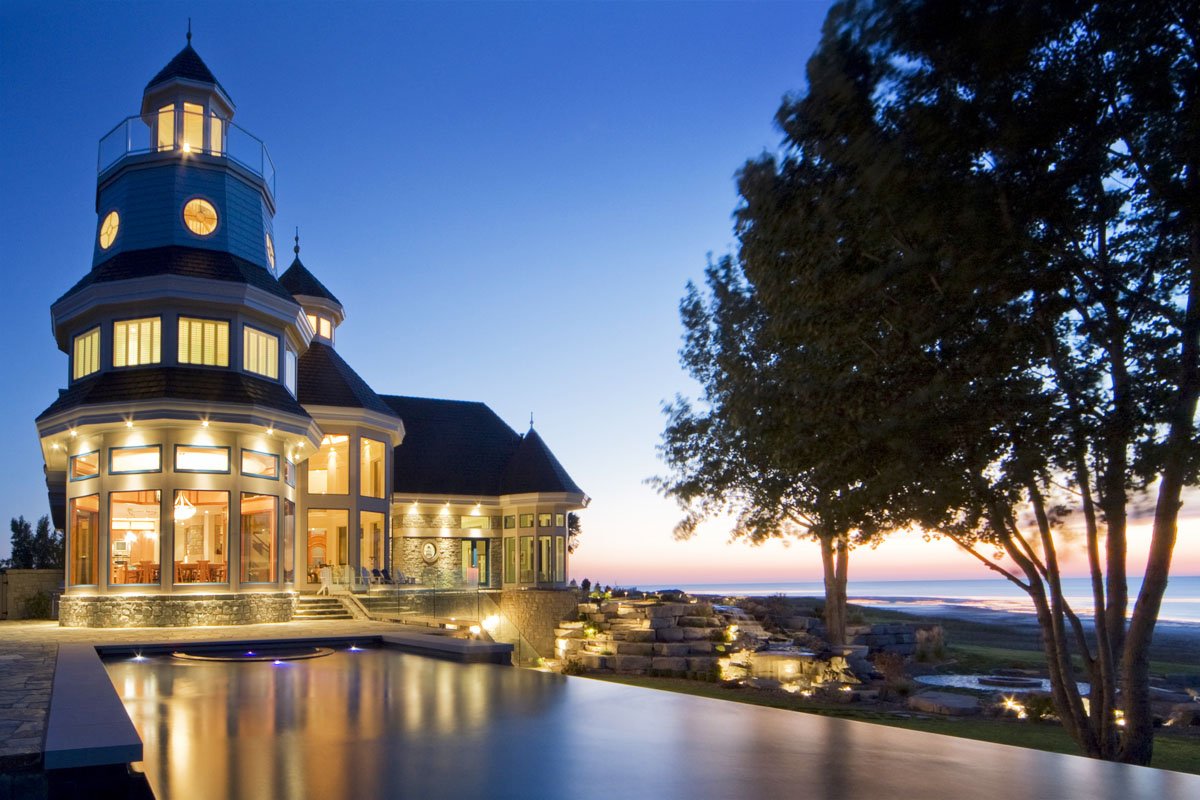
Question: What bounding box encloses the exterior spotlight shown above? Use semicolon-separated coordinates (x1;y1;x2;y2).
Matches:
70;429;77;437
202;420;209;427
126;420;133;428
267;427;274;435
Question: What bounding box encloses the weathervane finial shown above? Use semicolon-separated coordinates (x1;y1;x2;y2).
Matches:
187;19;192;44
294;227;300;255
529;412;534;429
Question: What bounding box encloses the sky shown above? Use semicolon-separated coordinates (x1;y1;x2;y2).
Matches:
2;1;1197;586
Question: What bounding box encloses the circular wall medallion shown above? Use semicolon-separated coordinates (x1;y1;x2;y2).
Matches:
421;541;438;564
99;210;120;249
183;198;218;236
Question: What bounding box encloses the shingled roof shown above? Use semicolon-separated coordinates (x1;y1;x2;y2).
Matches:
145;43;229;99
57;246;296;305
500;428;586;496
37;367;311;422
382;395;522;496
381;395;586;498
278;257;342;306
297;342;397;417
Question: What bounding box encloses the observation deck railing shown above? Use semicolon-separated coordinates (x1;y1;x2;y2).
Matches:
97;111;275;197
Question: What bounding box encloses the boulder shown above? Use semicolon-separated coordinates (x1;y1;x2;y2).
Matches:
613;655;651;672
681;627;714;641
652;657;688;672
554;628;581;639
653;643;692;657
657;627;684;642
579;652;609;670
615;642;654;656
648;617;674;629
908;691;981;716
687;656;719;673
687;641;715;654
625;629;657;643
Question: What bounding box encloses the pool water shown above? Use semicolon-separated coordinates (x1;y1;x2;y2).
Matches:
104;647;1195;800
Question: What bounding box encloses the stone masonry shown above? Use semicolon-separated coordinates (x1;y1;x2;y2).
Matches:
555;600;728;676
58;592;297;627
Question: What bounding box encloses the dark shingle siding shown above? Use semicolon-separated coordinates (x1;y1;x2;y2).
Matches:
145;44;229;99
278;258;342;306
297;343;397;417
58;246;295;304
500;428;586;496
37;367;311;421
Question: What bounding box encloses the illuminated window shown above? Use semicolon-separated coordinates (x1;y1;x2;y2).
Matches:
210;115;223;155
182;102;203;153
70;451;99;480
243;326;278;378
265;233;275;270
73;327;100;379
519;535;533;582
109;490;160;586
504;538;516;583
556;536;566;581
307;314;318;332
462;515;489;529
182;198;218;236
538;513;552;528
319;317;332;340
69;494;99;586
504;515;515;529
283;499;295;582
241;492;277;583
99;211;119;249
285;346;297;394
519;514;533;528
360;438;385;498
113;317;161;367
461;539;488;587
242;449;279;479
175;445;229;473
308;434;349;494
173;490;228;583
361;511;385;572
284;459;295;487
178;317;229;366
556;513;566;527
307;509;349;581
156;105;174;151
110;445;161;474
538;536;552;581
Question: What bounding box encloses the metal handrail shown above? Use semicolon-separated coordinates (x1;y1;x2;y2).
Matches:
97;112;275;197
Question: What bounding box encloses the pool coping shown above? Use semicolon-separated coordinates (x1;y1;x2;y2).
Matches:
45;633;513;771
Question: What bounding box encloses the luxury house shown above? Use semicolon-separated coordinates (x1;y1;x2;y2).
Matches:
35;37;587;627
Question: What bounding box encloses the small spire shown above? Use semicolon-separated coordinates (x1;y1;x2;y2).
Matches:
294;227;300;255
187;18;192;44
529;412;535;429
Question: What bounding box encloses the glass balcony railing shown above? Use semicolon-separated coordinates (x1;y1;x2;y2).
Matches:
98;111;275;197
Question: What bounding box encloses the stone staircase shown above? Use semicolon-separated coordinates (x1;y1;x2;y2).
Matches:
355;594;413;618
293;596;354;620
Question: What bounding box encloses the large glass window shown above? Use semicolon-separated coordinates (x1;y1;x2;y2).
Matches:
307;509;348;584
519;535;533;583
178;317;229;367
284;459;295;487
69;494;99;586
283;499;295;583
538;513;552;528
110;445;161;474
182;102;203;153
243;326;278;379
503;515;515;530
284;346;297;394
172;490;228;583
504;537;516;583
360;437;384;498
109;490;160;586
556;536;566;582
70;451;99;481
241;493;277;583
538;536;552;582
462;515;489;529
360;511;385;574
461;540;488;587
73;327;100;379
519;513;533;528
156;105;174;151
113;317;161;367
210;115;223;155
242;449;279;479
174;445;229;473
308;434;349;494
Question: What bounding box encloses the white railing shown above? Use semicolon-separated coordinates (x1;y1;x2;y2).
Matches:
98;112;275;196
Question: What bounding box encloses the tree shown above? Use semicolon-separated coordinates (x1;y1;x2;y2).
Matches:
8;516;35;569
567;513;583;554
654;254;897;646
726;0;1198;764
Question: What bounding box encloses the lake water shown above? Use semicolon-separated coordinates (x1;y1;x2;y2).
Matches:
643;576;1200;623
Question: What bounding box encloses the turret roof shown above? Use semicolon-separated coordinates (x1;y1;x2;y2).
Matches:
297;342;397;417
278;257;342;306
145;43;229;99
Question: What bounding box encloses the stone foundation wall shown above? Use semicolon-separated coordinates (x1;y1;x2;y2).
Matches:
498;589;581;658
58;592;297;627
395;536;502;588
0;569;63;620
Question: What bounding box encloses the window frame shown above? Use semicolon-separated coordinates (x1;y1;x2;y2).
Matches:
242;324;280;380
112;316;162;368
241;448;280;480
240;492;278;584
73;326;101;380
69;450;100;481
108;489;161;587
108;444;162;475
173;444;231;474
172;489;230;586
177;315;230;368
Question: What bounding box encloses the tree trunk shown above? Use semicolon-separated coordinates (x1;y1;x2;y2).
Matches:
820;534;847;646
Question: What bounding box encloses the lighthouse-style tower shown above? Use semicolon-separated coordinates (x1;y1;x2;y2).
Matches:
37;36;321;626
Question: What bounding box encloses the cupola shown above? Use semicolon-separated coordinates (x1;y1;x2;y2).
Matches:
278;234;345;345
140;29;234;157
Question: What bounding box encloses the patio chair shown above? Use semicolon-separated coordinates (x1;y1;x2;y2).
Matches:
371;568;389;584
381;568;397;584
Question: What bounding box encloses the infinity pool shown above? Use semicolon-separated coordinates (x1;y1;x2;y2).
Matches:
105;646;1198;800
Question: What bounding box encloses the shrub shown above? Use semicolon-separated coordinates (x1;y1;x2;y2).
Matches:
21;590;53;620
560;658;586;676
872;652;906;684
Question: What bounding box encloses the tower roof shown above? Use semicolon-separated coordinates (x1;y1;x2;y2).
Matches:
297;342;397;417
501;428;586;496
279;257;342;307
145;42;229;99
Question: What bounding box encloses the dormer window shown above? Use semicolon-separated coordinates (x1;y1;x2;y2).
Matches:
307;314;333;342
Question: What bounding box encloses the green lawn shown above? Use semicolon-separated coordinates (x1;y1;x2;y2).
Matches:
586;674;1200;775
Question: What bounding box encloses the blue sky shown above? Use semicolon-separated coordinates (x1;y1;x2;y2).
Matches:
9;1;1189;584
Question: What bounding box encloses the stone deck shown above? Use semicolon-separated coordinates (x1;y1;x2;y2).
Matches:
0;618;446;771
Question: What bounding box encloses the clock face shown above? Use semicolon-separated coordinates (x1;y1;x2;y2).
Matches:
183;198;218;236
99;211;119;249
265;233;275;269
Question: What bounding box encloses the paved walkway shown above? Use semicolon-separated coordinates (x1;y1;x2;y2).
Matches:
0;619;432;771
